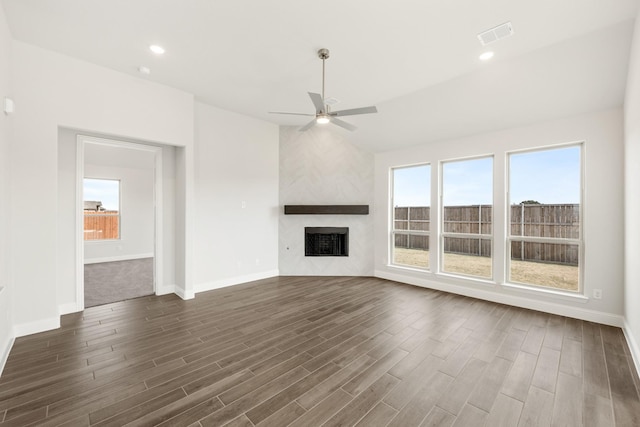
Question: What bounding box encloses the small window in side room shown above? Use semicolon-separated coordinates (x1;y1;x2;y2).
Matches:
391;164;431;270
441;156;493;279
83;178;120;241
508;144;582;292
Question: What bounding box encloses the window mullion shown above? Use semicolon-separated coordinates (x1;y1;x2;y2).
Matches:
442;232;492;240
508;236;580;245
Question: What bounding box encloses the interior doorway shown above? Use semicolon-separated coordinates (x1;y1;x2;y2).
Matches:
77;136;163;308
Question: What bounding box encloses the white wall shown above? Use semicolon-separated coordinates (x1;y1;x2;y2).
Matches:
11;41;194;334
0;3;13;373
279;126;374;276
193;102;279;292
624;11;640;372
375;109;625;326
56;128;77;311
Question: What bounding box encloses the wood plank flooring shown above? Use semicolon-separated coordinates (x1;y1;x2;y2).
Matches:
1;276;639;426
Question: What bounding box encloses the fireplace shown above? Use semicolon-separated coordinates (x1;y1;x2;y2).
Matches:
305;227;349;256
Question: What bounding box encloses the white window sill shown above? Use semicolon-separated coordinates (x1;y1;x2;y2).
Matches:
435;272;497;287
501;282;588;303
387;263;430;274
385;264;589;303
386;264;498;287
387;264;590;304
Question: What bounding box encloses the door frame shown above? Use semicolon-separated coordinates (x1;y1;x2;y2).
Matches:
76;135;163;311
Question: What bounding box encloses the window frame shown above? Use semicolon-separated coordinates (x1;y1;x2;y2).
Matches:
83;177;122;242
506;142;584;293
439;155;494;280
390;163;431;271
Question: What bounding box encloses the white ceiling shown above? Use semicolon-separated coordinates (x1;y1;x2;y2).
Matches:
2;0;638;151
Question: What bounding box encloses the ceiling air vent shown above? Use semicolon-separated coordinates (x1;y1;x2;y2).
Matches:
477;22;514;46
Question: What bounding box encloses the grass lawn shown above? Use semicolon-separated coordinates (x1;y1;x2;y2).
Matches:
393;248;578;291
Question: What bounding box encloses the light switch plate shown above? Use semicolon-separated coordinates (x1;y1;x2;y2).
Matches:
4;97;14;114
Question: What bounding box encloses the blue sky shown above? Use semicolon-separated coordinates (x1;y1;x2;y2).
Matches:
393;164;431;206
510;146;580;204
393;146;580;206
443;157;493;205
84;178;120;210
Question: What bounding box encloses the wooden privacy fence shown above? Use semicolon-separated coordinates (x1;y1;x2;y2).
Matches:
394;206;431;253
84;211;119;240
394;204;579;265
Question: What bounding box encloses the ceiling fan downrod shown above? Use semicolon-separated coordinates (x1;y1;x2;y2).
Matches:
318;48;329;106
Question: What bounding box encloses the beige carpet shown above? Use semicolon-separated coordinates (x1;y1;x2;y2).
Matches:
84;258;154;307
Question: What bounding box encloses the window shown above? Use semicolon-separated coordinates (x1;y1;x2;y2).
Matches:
391;164;430;269
441;157;493;279
508;145;581;291
83;178;120;240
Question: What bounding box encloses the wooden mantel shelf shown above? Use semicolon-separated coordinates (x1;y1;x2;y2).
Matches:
284;205;369;215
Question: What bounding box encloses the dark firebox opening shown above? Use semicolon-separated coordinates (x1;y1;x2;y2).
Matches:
305;227;349;257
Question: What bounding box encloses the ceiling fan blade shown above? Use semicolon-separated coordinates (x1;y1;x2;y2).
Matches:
331;117;357;132
330;106;378;117
298;119;317;132
268;111;314;116
308;92;325;113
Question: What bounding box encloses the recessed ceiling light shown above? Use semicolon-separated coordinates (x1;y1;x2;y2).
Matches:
149;45;165;55
479;51;494;61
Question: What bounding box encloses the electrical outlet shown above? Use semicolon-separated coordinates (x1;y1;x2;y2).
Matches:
593;289;602;300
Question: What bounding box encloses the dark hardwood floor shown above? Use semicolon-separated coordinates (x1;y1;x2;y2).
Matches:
1;276;639;426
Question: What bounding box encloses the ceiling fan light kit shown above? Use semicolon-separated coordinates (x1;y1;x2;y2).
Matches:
316;114;330;124
269;48;378;132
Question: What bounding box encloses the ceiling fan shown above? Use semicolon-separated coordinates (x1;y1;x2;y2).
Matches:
269;48;378;132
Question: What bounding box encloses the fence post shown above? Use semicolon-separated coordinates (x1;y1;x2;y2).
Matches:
520;204;525;260
478;205;482;257
407;206;411;249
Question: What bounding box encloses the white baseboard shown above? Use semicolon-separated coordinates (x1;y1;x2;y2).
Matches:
58;302;80;316
157;284;195;300
84;253;154;265
13;316;60;338
0;334;15;378
375;269;625;327
174;286;195;300
195;270;280;295
156;283;176;296
623;320;640;377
